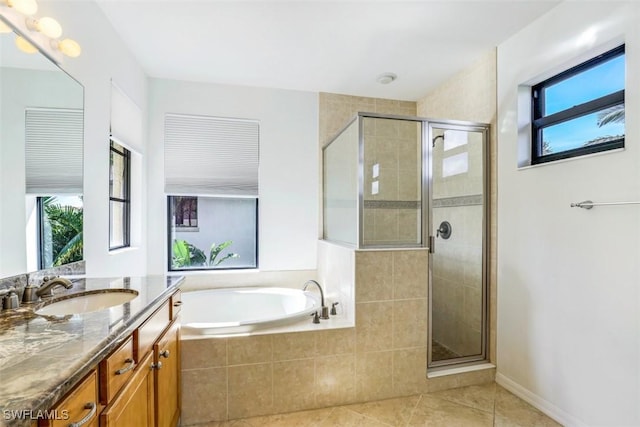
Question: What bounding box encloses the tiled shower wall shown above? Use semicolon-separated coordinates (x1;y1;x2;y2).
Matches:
362;117;422;246
180;248;495;425
417;49;498;362
319;93;417;241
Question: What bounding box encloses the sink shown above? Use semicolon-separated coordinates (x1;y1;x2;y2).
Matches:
35;289;139;316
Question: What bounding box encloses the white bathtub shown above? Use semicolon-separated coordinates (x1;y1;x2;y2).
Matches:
180;287;321;335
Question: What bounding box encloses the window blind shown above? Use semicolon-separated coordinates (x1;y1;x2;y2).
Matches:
25;108;83;194
164;113;259;197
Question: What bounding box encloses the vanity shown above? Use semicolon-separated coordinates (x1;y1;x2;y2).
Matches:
0;276;183;427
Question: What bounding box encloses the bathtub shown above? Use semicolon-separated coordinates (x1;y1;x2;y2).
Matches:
180;287;321;335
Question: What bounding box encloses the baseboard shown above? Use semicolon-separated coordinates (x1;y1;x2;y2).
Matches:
495;372;587;427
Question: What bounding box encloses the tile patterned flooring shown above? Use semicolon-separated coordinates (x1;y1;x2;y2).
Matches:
190;382;562;426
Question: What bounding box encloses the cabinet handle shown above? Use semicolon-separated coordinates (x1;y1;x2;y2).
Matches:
173;301;183;307
151;361;163;370
159;349;170;359
68;402;96;427
115;358;136;375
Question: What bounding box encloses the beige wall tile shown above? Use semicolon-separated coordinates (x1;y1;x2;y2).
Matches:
355;351;394;401
355;301;394;353
272;332;317;361
227;335;273;366
355;251;393;302
315;354;356;407
273;359;316;413
315;328;356;355
392;347;428;396
181;367;227;425
228;363;273;418
393;251;428;300
181;338;227;370
393;298;428;349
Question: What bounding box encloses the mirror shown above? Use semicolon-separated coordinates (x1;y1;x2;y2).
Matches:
0;27;84;277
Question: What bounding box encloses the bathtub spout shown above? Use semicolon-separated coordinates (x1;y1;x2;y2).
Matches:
303;280;329;319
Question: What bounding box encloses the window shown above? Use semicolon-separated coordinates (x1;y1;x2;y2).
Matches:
164;114;260;271
531;45;625;164
168;196;258;270
37;195;83;269
109;140;130;250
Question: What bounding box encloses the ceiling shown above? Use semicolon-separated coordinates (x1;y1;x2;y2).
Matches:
96;1;560;101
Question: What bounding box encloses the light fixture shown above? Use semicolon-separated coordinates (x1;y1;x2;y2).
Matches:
26;16;62;38
52;38;81;58
5;0;38;16
15;34;37;53
0;20;12;33
376;72;397;85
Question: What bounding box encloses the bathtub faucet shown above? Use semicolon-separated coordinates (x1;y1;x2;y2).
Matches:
303;280;329;320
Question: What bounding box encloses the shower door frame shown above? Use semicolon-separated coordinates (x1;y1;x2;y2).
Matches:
322;113;491;370
426;120;490;370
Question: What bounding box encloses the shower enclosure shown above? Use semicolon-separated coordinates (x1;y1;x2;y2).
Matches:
323;112;489;369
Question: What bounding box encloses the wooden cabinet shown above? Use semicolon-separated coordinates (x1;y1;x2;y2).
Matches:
40;370;99;427
99;336;135;404
154;321;180;427
43;289;181;427
99;352;154;427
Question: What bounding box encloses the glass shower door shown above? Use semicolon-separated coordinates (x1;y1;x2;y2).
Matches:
428;122;488;367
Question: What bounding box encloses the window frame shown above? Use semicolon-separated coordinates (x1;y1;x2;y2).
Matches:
109;139;131;250
166;195;259;272
36;197;47;269
531;44;625;165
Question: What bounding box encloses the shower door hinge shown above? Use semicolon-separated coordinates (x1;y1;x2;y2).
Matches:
428;235;435;253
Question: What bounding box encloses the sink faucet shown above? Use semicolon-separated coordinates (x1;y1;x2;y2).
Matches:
36;276;73;298
303;279;329;319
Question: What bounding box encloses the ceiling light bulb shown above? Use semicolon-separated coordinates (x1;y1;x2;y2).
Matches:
7;0;38;16
57;38;81;58
15;35;37;53
376;73;397;85
0;20;12;34
30;17;62;38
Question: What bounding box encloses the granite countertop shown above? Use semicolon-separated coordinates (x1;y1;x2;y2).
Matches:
0;275;183;427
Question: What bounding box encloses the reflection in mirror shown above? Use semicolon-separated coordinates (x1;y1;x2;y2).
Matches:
0;26;84;277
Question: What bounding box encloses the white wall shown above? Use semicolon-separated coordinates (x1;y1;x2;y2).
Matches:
497;2;640;425
36;1;149;277
147;79;319;274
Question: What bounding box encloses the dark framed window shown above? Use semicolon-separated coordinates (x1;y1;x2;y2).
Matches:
167;195;258;271
531;45;625;164
109;140;130;250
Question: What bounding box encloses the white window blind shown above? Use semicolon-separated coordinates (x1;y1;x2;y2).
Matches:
25;108;83;194
164;113;259;197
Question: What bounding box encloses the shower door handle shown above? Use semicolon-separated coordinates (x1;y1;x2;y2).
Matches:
428;235;435;253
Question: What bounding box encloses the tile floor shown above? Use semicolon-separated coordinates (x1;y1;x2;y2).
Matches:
190;382;562;426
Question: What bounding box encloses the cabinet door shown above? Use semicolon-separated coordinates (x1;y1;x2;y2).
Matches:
100;352;154;427
40;370;98;427
154;320;180;427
